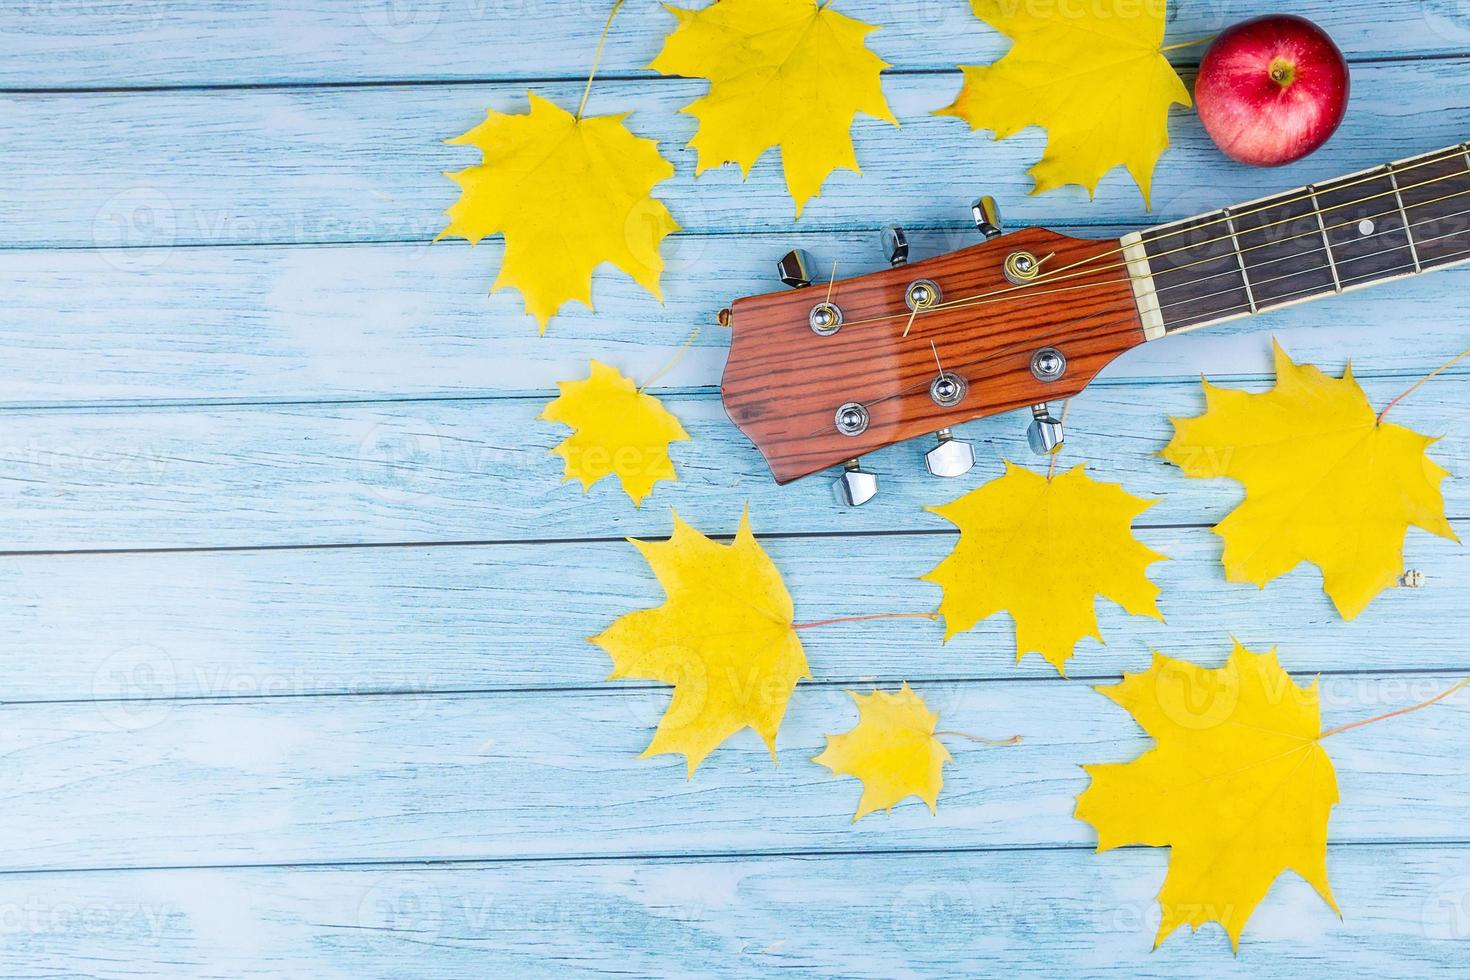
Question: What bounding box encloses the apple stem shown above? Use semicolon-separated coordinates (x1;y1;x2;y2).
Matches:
1160;34;1218;54
1377;342;1470;423
791;612;938;631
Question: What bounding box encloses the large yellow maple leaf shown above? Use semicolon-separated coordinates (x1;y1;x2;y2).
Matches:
814;683;952;822
923;463;1167;674
1075;643;1340;949
648;0;898;216
1162;341;1457;620
540;360;690;507
592;510;811;775
936;0;1190;203
439;92;679;330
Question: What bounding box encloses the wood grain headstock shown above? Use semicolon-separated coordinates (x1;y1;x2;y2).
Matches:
719;226;1146;490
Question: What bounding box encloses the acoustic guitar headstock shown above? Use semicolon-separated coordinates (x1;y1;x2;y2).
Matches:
718;201;1148;504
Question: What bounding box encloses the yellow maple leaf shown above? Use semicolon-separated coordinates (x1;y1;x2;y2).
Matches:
540;360;690;507
648;0;898;216
1161;340;1457;620
936;0;1190;203
592;510;811;775
439;92;679;330
1075;642;1340;949
814;683;952;821
923;463;1167;675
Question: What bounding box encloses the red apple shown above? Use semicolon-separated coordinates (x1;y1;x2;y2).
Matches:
1195;15;1350;167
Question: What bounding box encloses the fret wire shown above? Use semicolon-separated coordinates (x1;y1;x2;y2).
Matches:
992;147;1470;316
1159;220;1470;323
924;185;1470;329
1142;183;1470;305
1056;160;1470;306
1386;165;1423;273
1047;144;1470;282
833;153;1470;333
1307;183;1343;293
855;202;1470;349
1145;163;1464;279
1154;201;1468;302
1160;250;1468;327
1220;206;1258;313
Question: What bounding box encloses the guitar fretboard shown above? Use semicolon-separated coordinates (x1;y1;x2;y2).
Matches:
1122;143;1470;337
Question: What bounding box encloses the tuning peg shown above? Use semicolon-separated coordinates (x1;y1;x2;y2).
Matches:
972;196;1003;240
1027;403;1064;455
880;225;910;267
925;428;975;478
833;459;879;506
777;249;815;289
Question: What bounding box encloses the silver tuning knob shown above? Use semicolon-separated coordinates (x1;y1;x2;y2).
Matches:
777;249;814;288
880;225;910;267
972;196;1003;240
1027;403;1064;455
833;459;879;506
925;428;975;478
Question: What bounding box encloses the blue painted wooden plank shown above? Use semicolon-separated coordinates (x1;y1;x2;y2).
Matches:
1;0;1463;88
0;372;1461;550
3;523;1464;703
1;845;1468;976
5;61;1467;248
0;672;1465;871
2;233;1468;406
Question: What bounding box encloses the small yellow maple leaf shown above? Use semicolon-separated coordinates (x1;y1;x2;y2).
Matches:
923;463;1167;675
649;0;898;216
1075;642;1340;949
592;509;811;775
439;92;680;330
1162;340;1457;620
814;683;952;822
540;360;690;507
936;0;1191;203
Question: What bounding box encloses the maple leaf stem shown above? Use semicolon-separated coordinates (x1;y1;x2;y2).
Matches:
1377;343;1470;423
1159;34;1218;53
577;0;626;120
935;731;1023;747
791;612;938;631
1318;676;1470;740
638;327;701;392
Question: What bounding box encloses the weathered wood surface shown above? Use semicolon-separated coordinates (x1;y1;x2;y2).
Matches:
4;525;1463;702
6;0;1470;976
3;0;1467;87
1;233;1467;405
3;672;1467;872
3;845;1469;977
5;61;1469;250
0;372;1463;550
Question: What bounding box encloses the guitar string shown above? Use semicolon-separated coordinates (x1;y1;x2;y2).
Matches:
1146;205;1470;300
952;206;1470;332
916;184;1470;325
778;152;1470;445
833;173;1470;331
1152;214;1470;316
937;167;1470;323
791;216;1470;442
830;156;1470;331
987;143;1470;296
1156;224;1470;324
881;145;1470;324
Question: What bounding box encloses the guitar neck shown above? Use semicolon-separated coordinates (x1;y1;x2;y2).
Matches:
1120;142;1470;340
